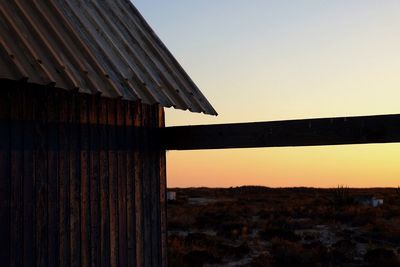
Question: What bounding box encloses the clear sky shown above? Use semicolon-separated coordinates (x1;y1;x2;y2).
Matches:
134;1;400;188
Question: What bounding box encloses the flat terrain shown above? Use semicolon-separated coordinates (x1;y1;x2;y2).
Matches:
167;187;400;267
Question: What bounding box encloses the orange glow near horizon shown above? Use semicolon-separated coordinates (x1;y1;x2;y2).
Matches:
135;1;400;188
166;144;400;188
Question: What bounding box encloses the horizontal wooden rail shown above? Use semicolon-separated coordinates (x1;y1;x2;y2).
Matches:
160;114;400;150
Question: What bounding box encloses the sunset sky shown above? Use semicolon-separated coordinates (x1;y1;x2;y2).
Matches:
134;1;400;188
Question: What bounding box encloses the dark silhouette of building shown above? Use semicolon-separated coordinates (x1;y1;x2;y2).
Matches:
0;1;215;266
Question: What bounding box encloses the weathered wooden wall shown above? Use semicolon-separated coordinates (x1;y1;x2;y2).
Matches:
0;80;167;267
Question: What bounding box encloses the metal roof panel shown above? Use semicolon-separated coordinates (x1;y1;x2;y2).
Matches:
0;0;217;115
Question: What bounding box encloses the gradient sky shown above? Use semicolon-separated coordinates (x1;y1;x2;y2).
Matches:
134;1;400;188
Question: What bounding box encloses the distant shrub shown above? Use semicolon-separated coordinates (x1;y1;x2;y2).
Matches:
168;251;185;267
194;210;236;229
271;238;333;267
183;250;220;267
168;235;186;252
231;242;250;258
332;185;352;207
247;253;275;267
353;234;368;244
331;205;362;225
270;239;312;267
302;240;324;250
364;248;400;267
216;222;249;239
259;227;300;242
364;218;400;244
329;239;356;264
167;206;197;230
302;232;319;242
218;242;250;260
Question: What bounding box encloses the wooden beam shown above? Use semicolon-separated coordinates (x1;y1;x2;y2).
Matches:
161;114;400;150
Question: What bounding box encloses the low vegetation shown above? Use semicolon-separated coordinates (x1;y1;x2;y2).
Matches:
167;187;400;266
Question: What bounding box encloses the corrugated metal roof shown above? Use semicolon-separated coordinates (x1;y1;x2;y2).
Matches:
0;0;217;115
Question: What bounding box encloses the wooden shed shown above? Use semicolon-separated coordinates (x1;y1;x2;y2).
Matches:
2;1;400;267
0;1;215;266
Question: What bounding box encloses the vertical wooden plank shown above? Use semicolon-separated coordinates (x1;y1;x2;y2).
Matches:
107;99;119;267
80;95;91;267
58;91;70;267
133;102;143;266
141;104;152;267
153;104;166;267
35;88;48;267
10;87;24;267
0;88;11;266
126;101;136;265
23;88;35;267
117;101;128;267
99;98;110;267
89;96;101;267
149;105;159;267
158;107;167;267
48;90;60;267
69;92;81;267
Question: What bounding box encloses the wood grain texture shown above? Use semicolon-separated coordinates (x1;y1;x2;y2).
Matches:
10;88;23;267
80;95;91;267
89;96;101;267
107;99;119;267
99;98;111;267
134;101;144;267
0;88;10;266
150;105;160;267
58;90;71;267
141;105;152;267
158;106;167;267
126;101;136;266
117;102;128;267
0;81;167;267
69;92;81;267
23;90;35;267
35;88;48;267
47;89;60;267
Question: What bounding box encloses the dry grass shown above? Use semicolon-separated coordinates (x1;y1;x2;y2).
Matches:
167;187;400;266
